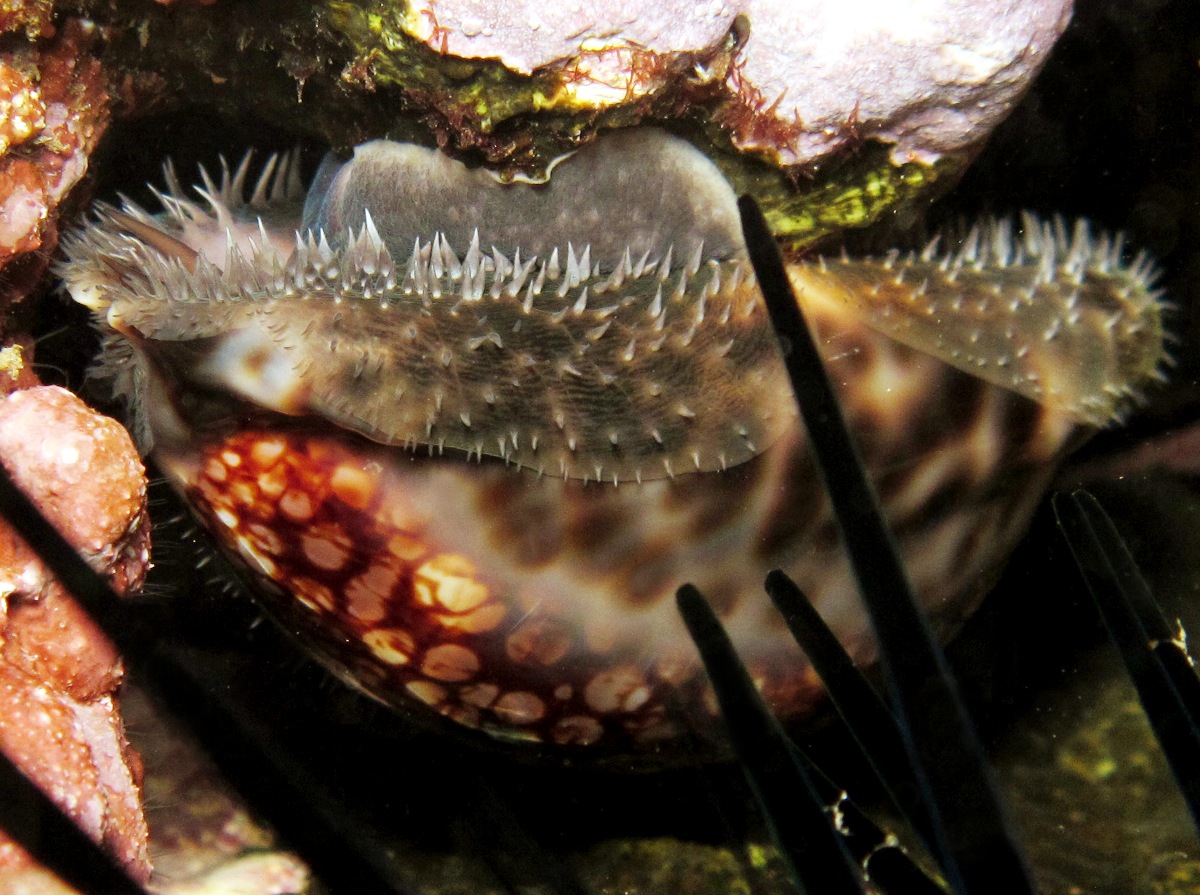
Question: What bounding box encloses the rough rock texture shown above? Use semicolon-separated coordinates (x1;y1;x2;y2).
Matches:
0;7;143;890
74;0;1069;170
0;19;107;268
0;17;109;401
399;0;1073;166
47;0;1069;248
0;2;55;41
0;386;151;883
121;688;309;895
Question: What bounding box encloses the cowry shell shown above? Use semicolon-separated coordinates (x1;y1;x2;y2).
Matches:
58;128;1166;753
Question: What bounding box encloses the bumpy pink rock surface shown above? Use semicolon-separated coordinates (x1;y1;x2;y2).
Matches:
402;0;1072;166
0;19;107;267
0;386;151;883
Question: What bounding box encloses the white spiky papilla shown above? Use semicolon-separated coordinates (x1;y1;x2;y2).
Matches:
64;208;788;484
59;131;1166;487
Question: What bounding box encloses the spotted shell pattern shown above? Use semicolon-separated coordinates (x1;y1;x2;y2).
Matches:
59;129;1165;756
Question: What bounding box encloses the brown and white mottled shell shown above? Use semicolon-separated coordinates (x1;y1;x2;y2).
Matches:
58;129;1165;756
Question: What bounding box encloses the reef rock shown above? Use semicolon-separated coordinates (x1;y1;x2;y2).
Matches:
0;386;151;883
400;0;1073;166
